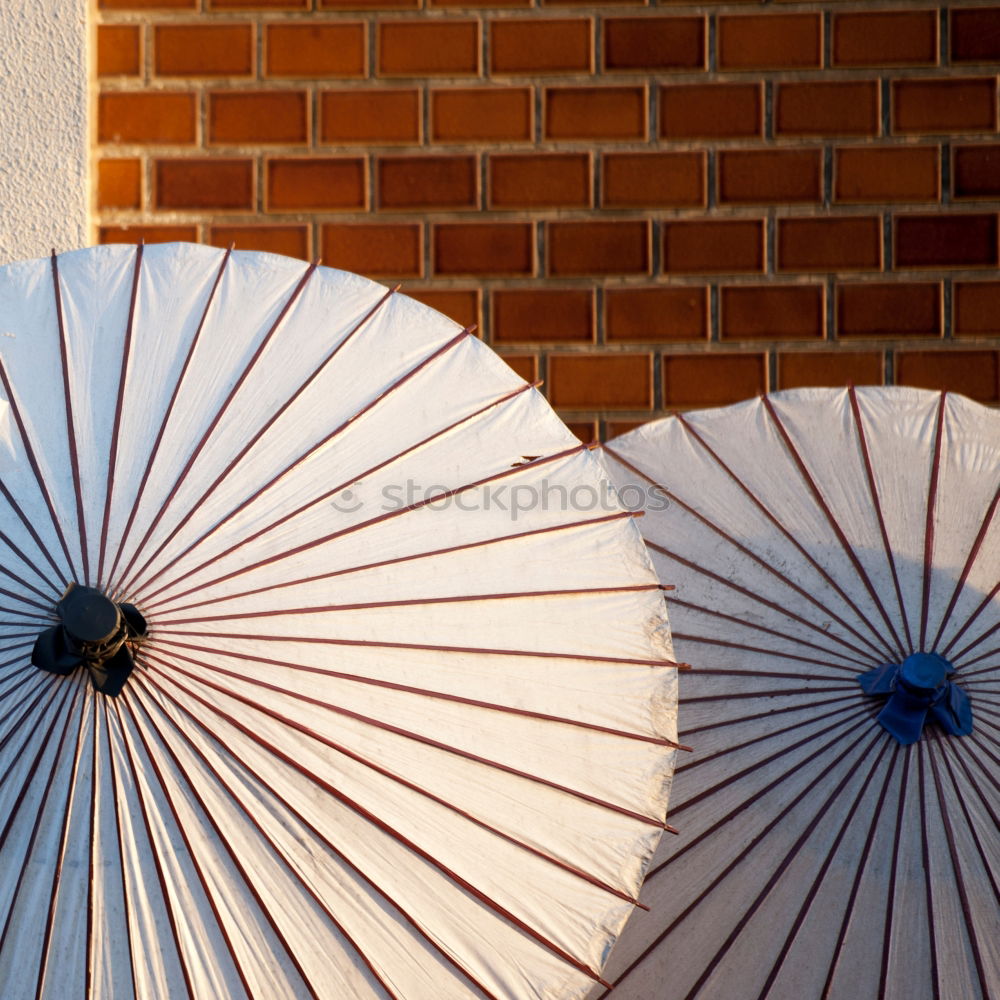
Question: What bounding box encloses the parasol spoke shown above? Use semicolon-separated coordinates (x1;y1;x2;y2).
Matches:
134;670;501;1000
0;558;60;605
152;509;637;617
926;732;995;997
915;744;941;996
644;548;880;667
761;396;907;660
674;698;862;779
0;467;71;589
162;627;684;670
667;705;871;821
119;690;341;1000
606;444;896;663
0;680;81;965
848;385;915;651
819;740;903;997
157;636;684;749
49;253;87;583
96;244;144;589
35;684;92;999
104;696;211;1000
115;282;401;599
144;648;673;831
918;392;948;652
671;630;865;675
680;690;860;737
928;486;1000;654
103;247;232;591
680;730;887;1000
140;658;617;989
128;335;519;610
592;720;877;1000
111;259;320;597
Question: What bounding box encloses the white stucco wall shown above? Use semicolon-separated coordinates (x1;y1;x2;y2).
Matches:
0;0;89;264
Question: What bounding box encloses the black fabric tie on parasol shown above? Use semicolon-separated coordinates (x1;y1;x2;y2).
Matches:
31;583;147;697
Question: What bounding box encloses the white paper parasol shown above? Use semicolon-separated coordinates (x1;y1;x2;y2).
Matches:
598;387;999;1000
0;243;679;1000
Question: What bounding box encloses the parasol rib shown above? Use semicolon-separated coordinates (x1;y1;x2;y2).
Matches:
104;247;232;590
50;252;87;584
117;282;401;598
159;636;684;749
605;445;894;663
113;259;319;596
919;393;948;653
137;378;541;610
848;385;915;650
154;509;637;617
97;244;144;588
135;670;502;1000
761;396;906;661
140;659;616;989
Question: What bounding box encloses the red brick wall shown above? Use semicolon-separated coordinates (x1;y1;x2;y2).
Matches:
95;0;1000;438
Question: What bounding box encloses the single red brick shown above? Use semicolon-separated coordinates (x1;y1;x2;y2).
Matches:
834;146;940;203
566;420;599;443
606;287;708;341
604;421;645;439
321;223;423;278
490;18;593;74
431;88;533;142
266;24;366;78
603;16;705;71
500;353;539;382
662;353;767;407
406;289;481;329
718;149;822;204
212;0;306;7
836;282;942;337
893;79;997;134
492;289;594;343
547;221;650;276
775;81;880;137
209;225;310;260
321;90;421;144
896;349;1000;402
833;11;937;66
951;8;1000;62
954;281;1000;336
155;25;254;77
543;0;644;5
603;152;705;208
662;219;764;274
436;0;530;6
378;21;479;76
895;214;999;268
721;285;824;340
320;0;417;9
155;158;254;211
433;223;534;276
100;225;199;243
717;14;821;70
953;145;1000;199
777;217;882;272
489;153;591;209
266;158;366;211
98;93;197;144
544;86;646;140
777;351;884;389
378;155;478;211
98;26;141;77
660;83;763;139
100;0;193;8
548;354;653;410
98;159;142;210
209;91;309;144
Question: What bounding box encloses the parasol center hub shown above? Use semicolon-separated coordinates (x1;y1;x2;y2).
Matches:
857;651;972;746
30;583;148;698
